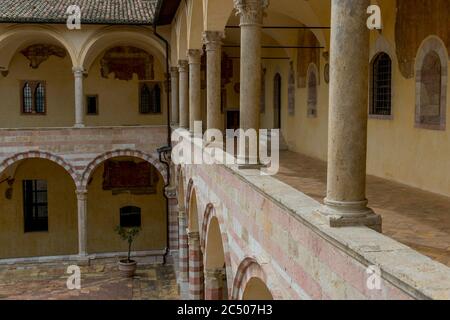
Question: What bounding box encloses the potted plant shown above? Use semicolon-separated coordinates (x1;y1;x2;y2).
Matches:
114;226;141;277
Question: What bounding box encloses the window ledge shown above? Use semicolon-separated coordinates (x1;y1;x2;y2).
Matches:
415;122;446;131
369;114;393;120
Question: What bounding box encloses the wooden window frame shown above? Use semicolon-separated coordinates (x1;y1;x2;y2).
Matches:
20;80;47;115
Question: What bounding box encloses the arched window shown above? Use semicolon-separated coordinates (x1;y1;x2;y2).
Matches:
273;73;282;128
370;52;392;116
415;37;447;130
152;84;161;113
35;83;46;113
140;84;151;114
23;83;33;113
120;206;142;228
307;65;318;118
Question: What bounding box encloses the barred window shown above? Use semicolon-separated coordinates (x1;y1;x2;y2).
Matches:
23;180;48;232
139;82;162;114
21;81;46;114
35;83;46;113
23;83;33;113
371;53;392;116
120;206;141;228
140;83;151;114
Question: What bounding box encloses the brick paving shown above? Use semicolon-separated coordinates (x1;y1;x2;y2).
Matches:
276;151;450;267
0;258;179;300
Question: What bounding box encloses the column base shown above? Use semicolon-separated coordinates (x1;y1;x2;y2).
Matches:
316;199;382;232
74;124;85;128
76;254;90;266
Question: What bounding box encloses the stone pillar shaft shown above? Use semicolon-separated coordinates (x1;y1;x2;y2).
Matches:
188;231;204;300
320;0;381;231
234;0;268;163
205;268;224;300
188;50;203;133
73;67;84;128
76;190;88;256
203;31;224;132
170;67;180;125
178;212;189;283
178;60;189;129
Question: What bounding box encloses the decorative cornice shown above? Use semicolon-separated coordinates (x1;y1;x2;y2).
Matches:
203;31;225;51
178;60;189;73
234;0;269;26
187;49;203;65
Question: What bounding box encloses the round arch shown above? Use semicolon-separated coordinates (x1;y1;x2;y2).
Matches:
175;2;189;61
0;25;77;70
0;151;79;187
78;26;167;71
187;184;200;232
231;257;275;300
177;165;186;211
187;0;204;50
80;149;168;190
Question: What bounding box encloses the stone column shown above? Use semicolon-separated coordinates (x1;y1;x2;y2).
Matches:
203;31;224;133
178;211;189;283
165;187;179;252
73;67;85;128
234;0;268;164
170;67;180;126
188;50;203;133
76;190;88;256
205;268;224;300
178;60;189;129
318;0;381;232
188;231;204;300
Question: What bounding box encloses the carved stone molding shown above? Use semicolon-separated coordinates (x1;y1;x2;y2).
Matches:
187;49;203;65
203;31;224;51
178;59;189;73
234;0;269;26
21;44;66;69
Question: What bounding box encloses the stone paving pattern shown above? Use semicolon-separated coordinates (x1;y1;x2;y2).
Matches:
0;258;179;300
276;151;450;267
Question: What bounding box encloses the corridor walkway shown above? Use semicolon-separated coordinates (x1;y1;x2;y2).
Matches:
276;151;450;267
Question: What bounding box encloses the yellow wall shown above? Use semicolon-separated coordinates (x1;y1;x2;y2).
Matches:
87;159;167;254
0;159;78;259
0;45;167;128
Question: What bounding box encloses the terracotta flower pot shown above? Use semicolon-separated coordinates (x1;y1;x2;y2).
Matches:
118;259;137;278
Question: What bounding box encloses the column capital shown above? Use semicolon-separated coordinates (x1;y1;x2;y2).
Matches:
234;0;269;26
170;67;179;77
76;189;88;200
187;49;203;65
187;230;200;242
204;268;224;279
164;186;177;198
203;31;224;51
178;59;189;72
72;66;85;75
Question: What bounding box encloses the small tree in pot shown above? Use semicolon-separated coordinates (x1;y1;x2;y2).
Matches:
115;226;141;277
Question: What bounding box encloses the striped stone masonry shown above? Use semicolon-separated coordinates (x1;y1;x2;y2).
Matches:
174;129;450;300
188;231;204;300
178;211;189;283
205;268;225;300
165;186;179;252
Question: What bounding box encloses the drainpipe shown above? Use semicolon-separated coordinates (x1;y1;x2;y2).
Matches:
153;0;173;265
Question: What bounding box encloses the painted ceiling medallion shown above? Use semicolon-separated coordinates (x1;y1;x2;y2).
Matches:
21;44;66;69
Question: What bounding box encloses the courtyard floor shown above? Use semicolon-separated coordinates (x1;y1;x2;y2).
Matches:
276;151;450;267
0;258;179;300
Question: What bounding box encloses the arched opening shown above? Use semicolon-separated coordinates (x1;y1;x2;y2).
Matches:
273;73;282;129
0;158;77;259
204;214;228;300
242;277;273;300
85;156;167;254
